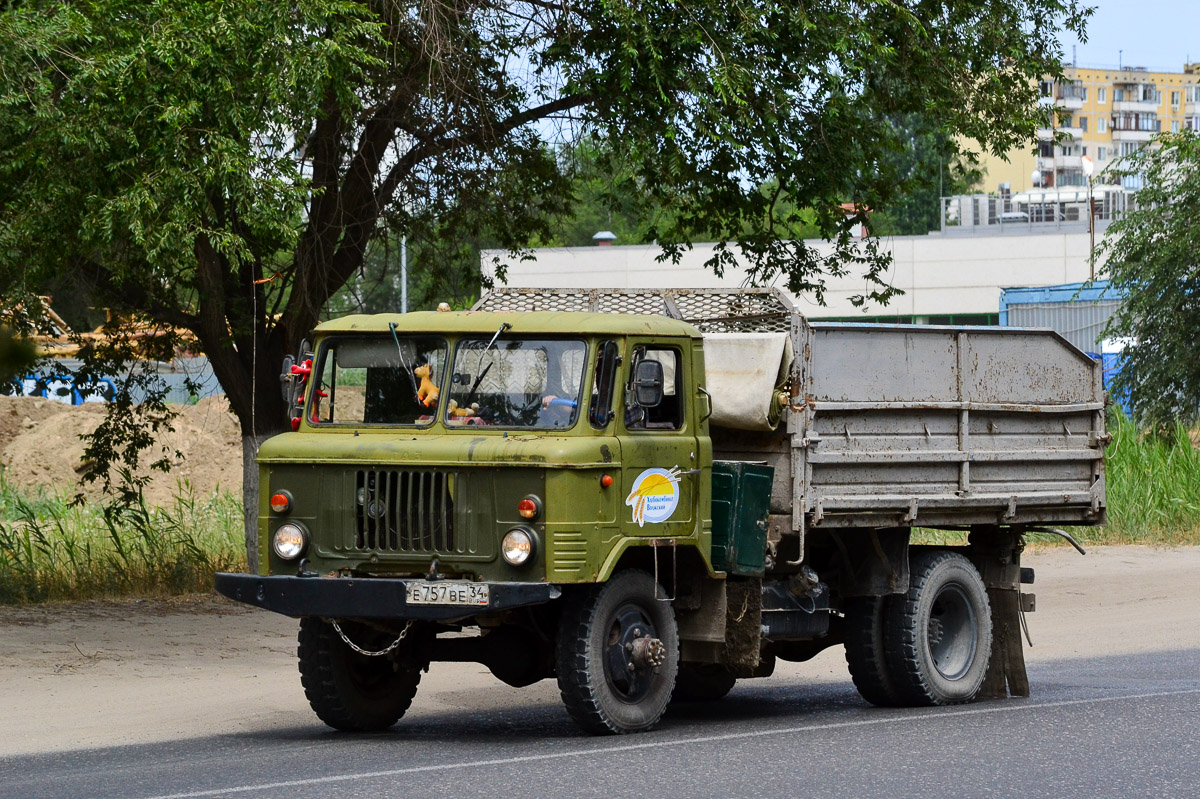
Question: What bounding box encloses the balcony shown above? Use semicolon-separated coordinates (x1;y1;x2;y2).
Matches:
1113;99;1159;113
1056;155;1083;169
1056;96;1085;111
1038;126;1083;141
1112;128;1155;142
1036;157;1056;172
1187;101;1200;115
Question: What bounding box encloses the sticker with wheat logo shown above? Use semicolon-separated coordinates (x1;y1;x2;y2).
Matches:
625;466;682;527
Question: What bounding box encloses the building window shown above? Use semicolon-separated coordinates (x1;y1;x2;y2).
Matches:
1098;117;1108;133
1171;90;1181;109
1113;112;1160;132
1098;146;1108;161
1079;116;1088;132
1172;120;1180;133
1114;88;1125;102
1098;87;1107;104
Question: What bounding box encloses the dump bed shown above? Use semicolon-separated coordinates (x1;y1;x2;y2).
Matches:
475;288;1107;537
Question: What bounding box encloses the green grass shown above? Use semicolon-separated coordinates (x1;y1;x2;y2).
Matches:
0;479;246;604
1100;410;1200;544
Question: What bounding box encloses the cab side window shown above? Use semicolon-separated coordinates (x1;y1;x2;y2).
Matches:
589;340;620;429
626;345;683;430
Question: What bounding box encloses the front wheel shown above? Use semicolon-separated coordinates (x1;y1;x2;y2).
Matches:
297;618;423;731
556;570;679;734
884;551;993;706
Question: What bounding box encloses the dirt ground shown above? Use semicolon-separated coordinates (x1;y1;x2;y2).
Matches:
0;545;1197;759
0;395;242;506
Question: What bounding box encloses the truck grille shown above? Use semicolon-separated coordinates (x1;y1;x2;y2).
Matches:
354;470;457;553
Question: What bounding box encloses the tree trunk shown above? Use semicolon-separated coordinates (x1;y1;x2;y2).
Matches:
241;432;273;573
197;322;293;575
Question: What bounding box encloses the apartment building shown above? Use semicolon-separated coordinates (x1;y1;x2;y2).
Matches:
978;63;1200;193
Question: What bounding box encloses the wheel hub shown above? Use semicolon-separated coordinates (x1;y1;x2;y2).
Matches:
605;605;663;702
630;636;666;669
927;582;978;681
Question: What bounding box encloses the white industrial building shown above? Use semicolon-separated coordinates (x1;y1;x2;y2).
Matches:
483;227;1103;325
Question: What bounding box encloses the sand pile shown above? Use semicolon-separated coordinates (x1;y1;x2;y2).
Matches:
0;395;243;506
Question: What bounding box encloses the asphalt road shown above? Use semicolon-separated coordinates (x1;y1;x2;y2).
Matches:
4;648;1198;799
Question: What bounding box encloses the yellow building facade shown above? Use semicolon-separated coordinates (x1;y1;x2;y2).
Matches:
976;63;1200;193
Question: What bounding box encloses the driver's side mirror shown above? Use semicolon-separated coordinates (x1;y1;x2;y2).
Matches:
633;359;664;408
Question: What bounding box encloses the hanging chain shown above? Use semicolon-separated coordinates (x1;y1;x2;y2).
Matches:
330;619;413;657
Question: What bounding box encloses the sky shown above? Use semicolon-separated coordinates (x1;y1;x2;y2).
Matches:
1058;0;1199;71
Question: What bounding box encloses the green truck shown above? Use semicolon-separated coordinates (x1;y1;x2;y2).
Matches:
215;288;1107;734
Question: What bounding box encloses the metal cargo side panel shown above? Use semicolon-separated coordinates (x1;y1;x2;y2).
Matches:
808;327;959;402
804;324;1106;529
962;333;1096;405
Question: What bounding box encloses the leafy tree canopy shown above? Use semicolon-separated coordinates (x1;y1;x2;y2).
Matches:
0;0;1088;562
1101;130;1200;426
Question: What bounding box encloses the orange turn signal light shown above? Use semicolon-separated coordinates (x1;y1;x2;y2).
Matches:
513;494;542;520
270;492;292;513
517;497;540;520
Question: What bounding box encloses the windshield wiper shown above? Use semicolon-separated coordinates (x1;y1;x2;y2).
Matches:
389;322;421;400
466;322;511;407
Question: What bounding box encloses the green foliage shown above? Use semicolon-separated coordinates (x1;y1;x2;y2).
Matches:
0;481;245;604
1101;130;1200;426
870;115;981;237
0;329;37;384
0;294;50;385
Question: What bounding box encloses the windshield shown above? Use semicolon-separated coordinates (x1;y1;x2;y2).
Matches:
311;336;447;426
445;338;587;428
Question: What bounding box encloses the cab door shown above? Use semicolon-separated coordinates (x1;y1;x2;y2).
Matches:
618;339;700;537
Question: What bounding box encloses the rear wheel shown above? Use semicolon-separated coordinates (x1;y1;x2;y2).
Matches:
297;618;423;731
672;664;737;702
843;595;903;707
556;570;679;734
884;551;992;706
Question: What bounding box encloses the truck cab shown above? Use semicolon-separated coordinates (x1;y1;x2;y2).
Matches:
255;312;712;585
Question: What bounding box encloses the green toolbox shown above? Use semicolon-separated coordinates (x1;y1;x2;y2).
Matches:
710;460;774;577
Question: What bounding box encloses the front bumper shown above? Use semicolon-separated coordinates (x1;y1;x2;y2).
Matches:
214;573;561;621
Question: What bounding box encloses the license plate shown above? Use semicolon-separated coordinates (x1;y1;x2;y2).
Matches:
405;581;490;606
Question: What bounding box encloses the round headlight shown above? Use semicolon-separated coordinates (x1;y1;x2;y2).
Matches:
272;523;308;560
501;528;536;566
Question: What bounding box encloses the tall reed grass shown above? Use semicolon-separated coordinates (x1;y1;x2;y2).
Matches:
1098;410;1200;544
0;480;245;603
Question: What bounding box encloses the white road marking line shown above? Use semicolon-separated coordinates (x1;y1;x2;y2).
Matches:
144;687;1200;799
